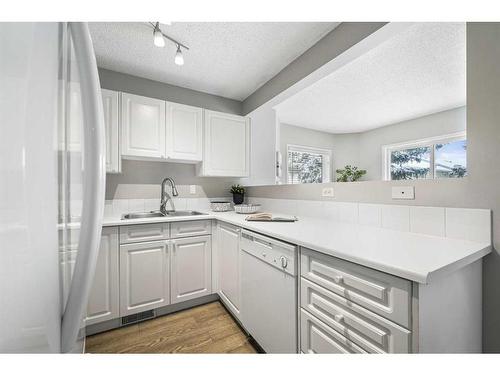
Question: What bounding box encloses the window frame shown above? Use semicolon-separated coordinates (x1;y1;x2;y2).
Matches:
286;144;332;184
382;131;466;181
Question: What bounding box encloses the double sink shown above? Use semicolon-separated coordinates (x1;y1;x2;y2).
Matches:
122;210;207;220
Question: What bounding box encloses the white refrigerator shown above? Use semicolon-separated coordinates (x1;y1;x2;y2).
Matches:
0;22;106;353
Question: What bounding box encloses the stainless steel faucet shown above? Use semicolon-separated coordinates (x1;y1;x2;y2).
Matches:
160;177;179;214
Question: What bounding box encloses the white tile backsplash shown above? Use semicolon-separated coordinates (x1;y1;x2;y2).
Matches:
410;206;445;236
338;202;359;223
295;200;325;219
323;201;339;221
104;200;114;217
102;197;491;244
445;208;491;242
144;199;160;212
111;199;129;217
128;199;144;213
381;205;410;231
359;203;382;227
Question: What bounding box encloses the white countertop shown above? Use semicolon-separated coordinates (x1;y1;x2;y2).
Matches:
101;211;491;284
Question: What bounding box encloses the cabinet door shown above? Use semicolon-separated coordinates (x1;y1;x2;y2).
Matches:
200;110;250;177
121;93;166;159
171;236;212;304
166;102;202;162
119;240;170;316
85;227;119;325
217;223;241;315
102;89;121;173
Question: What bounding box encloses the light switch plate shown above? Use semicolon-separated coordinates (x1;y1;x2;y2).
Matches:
322;187;334;197
189;185;196;194
392;186;415;200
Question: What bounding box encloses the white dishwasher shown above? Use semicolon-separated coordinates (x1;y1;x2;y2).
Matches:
240;229;297;353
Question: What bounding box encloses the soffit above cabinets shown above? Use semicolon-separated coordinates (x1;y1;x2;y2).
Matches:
275;22;466;134
89;22;339;101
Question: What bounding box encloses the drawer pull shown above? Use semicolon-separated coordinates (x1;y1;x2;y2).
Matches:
334;314;344;323
334;275;343;283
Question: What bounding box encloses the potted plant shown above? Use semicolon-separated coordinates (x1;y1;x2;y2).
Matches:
336;165;367;182
230;184;245;205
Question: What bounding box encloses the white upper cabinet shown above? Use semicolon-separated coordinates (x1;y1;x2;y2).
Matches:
165;101;203;162
198;110;250;177
102;89;121;173
121;93;166;159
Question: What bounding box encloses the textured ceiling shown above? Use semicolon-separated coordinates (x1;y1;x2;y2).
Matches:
275;23;466;134
89;22;338;100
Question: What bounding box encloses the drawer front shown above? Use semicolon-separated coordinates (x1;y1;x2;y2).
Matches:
120;223;169;244
301;278;411;353
170;220;212;238
301;248;411;328
301;309;367;354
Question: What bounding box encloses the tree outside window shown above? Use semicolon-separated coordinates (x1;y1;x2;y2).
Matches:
384;133;467;181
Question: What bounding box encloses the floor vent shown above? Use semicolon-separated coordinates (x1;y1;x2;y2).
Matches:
121;310;155;326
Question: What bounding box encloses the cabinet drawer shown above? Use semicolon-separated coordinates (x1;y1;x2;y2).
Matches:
301;309;367;354
170;220;211;238
301;278;411;353
301;248;411;328
120;223;169;244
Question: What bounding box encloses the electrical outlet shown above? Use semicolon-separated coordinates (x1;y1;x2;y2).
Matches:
391;186;415;200
322;187;334;197
189;185;196;194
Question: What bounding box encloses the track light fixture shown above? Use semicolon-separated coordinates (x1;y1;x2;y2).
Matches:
149;22;189;66
153;22;165;47
174;45;184;66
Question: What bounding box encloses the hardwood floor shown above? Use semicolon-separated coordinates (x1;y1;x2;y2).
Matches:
85;302;258;354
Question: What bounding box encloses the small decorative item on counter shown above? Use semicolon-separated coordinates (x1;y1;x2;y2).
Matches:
210;201;231;212
230;184;245;204
234;203;261;214
336;165;367;182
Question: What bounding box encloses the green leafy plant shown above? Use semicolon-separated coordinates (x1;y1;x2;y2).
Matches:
336;165;367;182
230;184;245;195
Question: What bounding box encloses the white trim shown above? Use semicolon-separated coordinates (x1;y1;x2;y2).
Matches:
382;131;466;181
286;144;332;184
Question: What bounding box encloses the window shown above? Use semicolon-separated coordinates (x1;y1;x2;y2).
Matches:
287;145;331;184
382;132;467;181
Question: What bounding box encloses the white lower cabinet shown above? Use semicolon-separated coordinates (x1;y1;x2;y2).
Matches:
171;236;212;304
301;309;367;354
119;240;170;316
216;223;241;316
85;227;120;325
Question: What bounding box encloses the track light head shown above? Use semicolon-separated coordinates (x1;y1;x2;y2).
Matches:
153;23;165;47
174;45;184;66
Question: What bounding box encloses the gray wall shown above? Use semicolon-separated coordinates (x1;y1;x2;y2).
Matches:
99;68;242;114
99;68;242;200
242;22;387;114
279;106;465;182
246;24;500;352
106;160;235;200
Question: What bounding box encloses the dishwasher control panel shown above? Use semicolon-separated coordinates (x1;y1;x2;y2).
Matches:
240;229;297;276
